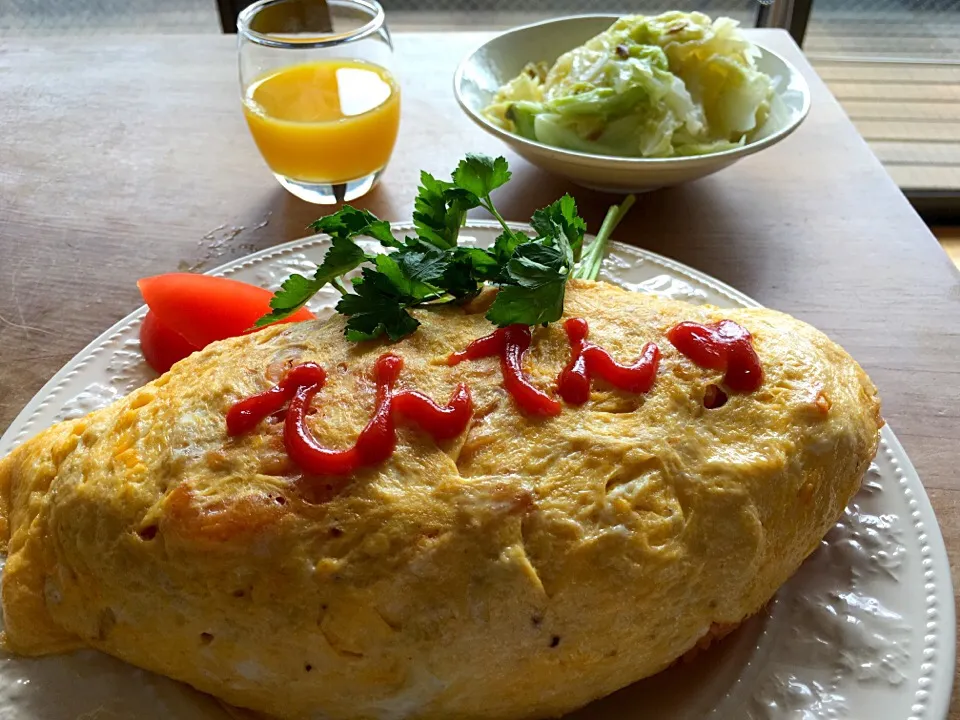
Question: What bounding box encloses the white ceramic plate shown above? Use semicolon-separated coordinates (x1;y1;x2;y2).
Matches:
454;16;811;194
0;224;952;720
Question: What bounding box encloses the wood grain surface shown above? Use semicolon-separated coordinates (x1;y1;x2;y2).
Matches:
0;29;958;716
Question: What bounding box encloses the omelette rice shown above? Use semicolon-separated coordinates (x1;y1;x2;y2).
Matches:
0;280;881;719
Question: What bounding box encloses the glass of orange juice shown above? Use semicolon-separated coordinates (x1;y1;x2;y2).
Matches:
238;0;400;204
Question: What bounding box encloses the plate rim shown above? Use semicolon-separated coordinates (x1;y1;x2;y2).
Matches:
0;221;953;720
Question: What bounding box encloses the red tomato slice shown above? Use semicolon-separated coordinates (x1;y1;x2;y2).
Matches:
137;273;315;350
140;310;202;374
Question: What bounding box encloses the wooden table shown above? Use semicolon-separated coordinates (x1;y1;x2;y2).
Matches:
0;29;958;715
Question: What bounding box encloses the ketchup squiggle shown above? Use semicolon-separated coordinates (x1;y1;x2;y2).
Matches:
557;318;660;404
227;354;472;476
228;317;762;481
666;320;763;393
448;325;561;417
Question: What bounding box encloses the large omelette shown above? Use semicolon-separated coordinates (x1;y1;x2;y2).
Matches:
0;280;881;719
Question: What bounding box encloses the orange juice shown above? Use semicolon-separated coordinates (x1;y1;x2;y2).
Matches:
243;59;400;184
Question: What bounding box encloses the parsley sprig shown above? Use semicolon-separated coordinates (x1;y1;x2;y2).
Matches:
256;154;635;342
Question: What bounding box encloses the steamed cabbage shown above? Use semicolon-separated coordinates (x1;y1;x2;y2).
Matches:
483;12;775;158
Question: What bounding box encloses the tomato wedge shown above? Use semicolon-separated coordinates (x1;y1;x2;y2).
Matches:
137;273;315;350
140;310;201;374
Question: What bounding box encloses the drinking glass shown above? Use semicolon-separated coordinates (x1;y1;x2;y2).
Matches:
238;0;399;204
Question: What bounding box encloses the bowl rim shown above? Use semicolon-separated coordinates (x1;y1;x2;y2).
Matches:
452;13;812;167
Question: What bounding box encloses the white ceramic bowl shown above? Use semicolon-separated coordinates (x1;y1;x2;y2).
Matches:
454;15;811;194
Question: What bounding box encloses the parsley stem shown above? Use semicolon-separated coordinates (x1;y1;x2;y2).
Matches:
481;197;512;236
331;278;350;296
574;194;636;281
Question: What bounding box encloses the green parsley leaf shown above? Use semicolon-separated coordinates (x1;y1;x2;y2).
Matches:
254;273;315;328
311;206;400;248
257;154;619;344
254;235;366;327
393;238;452;288
453;246;499;281
412;172;479;250
485;241;570;327
500;242;570;288
486;281;567;327
373;253;442;301
489;229;530;268
440;247;496;299
336;268;420;342
531;194;587;262
452;154;511;199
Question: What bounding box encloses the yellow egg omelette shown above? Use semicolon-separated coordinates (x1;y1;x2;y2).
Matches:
0;280;881;719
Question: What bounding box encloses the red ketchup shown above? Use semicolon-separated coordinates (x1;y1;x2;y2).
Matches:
448;325;562;417
666;320;763;393
227;354;472;477
227;362;327;436
557;318;661;404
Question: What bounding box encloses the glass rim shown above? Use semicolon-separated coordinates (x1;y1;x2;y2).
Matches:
237;0;386;50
